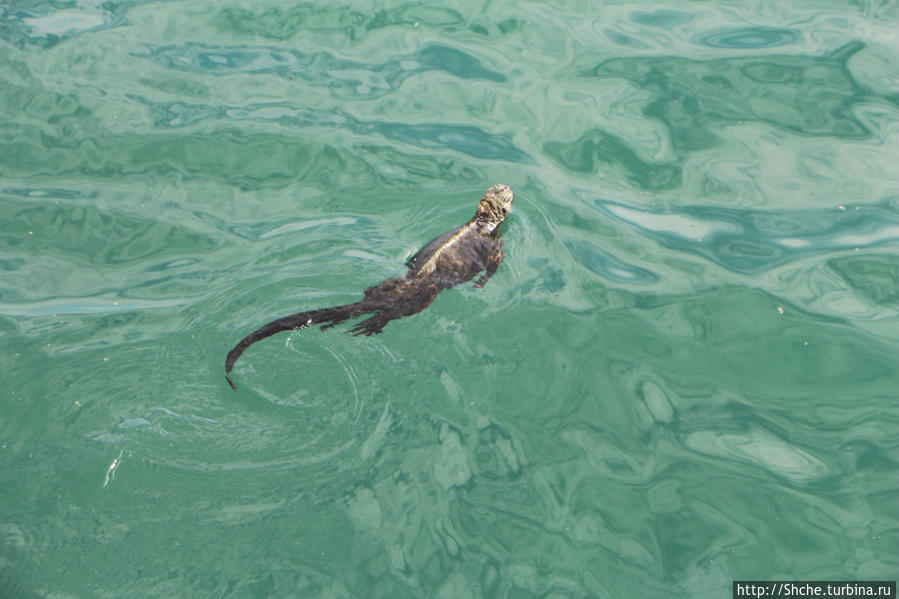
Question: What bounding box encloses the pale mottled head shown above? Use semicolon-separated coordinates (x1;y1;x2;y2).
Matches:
475;184;514;228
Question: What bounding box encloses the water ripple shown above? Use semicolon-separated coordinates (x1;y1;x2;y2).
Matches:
695;27;801;49
1;4;125;48
544;129;681;190
565;240;660;286
138;41;505;98
581;42;871;148
683;428;832;483
131;95;530;162
594;197;899;274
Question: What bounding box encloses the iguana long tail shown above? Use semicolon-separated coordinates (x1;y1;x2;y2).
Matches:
224;302;369;389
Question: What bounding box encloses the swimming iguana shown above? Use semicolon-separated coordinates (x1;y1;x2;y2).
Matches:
225;184;514;389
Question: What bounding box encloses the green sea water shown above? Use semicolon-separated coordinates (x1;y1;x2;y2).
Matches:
2;0;899;597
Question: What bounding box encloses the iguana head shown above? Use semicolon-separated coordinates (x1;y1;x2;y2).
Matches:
475;184;514;230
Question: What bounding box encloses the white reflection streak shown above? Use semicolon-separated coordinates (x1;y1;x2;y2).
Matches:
833;225;899;247
604;204;742;239
103;449;124;488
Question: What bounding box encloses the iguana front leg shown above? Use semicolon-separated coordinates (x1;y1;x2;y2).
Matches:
474;245;505;288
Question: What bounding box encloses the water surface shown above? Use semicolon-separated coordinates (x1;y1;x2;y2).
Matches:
2;1;898;597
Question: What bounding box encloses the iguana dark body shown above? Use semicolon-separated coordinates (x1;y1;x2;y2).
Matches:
224;184;514;389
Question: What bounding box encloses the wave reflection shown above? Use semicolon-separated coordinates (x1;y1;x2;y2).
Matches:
594;197;899;274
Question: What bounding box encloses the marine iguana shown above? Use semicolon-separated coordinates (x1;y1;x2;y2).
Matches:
224;184;514;389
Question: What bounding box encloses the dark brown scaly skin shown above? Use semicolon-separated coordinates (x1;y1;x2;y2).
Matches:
224;184;514;389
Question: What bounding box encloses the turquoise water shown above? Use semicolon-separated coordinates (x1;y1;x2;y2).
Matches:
2;0;899;596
